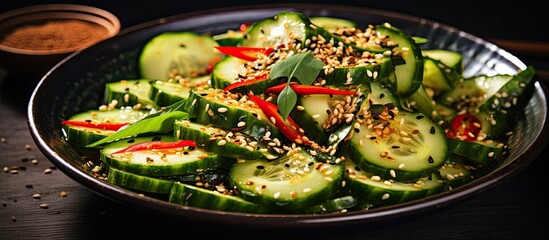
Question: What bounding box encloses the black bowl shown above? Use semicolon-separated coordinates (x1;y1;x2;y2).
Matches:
27;4;549;229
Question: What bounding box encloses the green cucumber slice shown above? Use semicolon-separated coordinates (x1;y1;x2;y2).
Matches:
302;195;359;214
323;56;395;86
139;32;222;81
104;79;156;109
100;135;233;177
310;16;357;30
422;49;463;74
62;108;149;146
168;182;267;213
173;120;275;160
344;161;444;206
107;168;174;194
241;11;316;47
210;56;285;94
230;148;344;212
149;75;210;107
376;23;423;97
344;110;448;181
183;88;284;141
439;155;475;190
447;138;506;165
213;30;244;46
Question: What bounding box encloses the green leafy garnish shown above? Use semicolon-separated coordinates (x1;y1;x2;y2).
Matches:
86;100;189;147
269;52;325;119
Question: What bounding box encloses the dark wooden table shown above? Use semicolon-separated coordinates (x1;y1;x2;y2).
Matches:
1;1;547;239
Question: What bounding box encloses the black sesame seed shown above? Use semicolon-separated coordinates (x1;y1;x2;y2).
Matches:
183;152;189;155
256;165;265;169
354;128;360;133
25;184;33;188
379;93;385;99
369;136;377;140
152;136;161;141
127;139;135;143
392;146;400;149
284;163;290;168
430;126;436;134
354;166;362;171
416;115;424;120
428;156;434;164
308;162;314;166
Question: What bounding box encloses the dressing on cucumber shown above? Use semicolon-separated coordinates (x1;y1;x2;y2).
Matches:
62;11;536;215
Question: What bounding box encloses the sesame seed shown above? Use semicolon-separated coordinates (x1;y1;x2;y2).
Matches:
303;188;311;193
39;203;49;209
371;175;381;181
446;173;455;180
398;163;405;169
270;116;276;124
488;151;495;157
217;140;227;146
217;107;228;113
296;105;305;111
237;121;246;127
381;193;390;200
390;170;396;178
273;192;280;199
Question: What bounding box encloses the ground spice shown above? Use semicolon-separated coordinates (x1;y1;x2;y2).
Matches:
0;19;109;51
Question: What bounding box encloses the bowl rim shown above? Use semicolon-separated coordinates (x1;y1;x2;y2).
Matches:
27;3;549;229
0;4;121;55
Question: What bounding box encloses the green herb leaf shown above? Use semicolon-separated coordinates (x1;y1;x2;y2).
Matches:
86;109;189;148
270;52;325;85
269;52;325;119
277;84;297;120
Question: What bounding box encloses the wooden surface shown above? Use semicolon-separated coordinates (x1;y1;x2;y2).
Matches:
1;1;548;239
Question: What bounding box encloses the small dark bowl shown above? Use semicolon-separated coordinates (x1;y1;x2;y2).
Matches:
27;4;549;229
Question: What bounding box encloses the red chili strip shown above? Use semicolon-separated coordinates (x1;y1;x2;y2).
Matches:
214;46;274;61
446;113;482;141
265;83;357;96
111;140;196;155
223;73;269;92
61;120;129;131
247;93;309;145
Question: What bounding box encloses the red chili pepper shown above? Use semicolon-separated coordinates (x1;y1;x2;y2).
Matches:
223;73;269;92
61;120;129;131
214;46;274;61
111;140;196;155
207;56;223;73
239;23;250;32
247;93;309;145
265;83;358;96
446;113;482;141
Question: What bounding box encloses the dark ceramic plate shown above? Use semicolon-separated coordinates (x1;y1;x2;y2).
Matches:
27;4;548;228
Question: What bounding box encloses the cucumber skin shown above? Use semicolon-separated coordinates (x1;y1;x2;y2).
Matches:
62;125;112;147
183;89;284;141
322;57;395;86
173;120;268;160
375;24;423;97
168;182;268;213
102;152;233;177
447;138;506;165
107;168;174;194
347;173;445;206
230;159;345;213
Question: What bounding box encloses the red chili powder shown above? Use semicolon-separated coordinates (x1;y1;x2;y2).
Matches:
0;19;109;51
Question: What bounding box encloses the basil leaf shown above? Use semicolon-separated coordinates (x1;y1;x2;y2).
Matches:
270;52;325;85
277;84;297;120
86;111;189;148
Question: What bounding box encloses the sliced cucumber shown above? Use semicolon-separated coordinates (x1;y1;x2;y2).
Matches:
439;155;475;190
480;66;536;113
369;81;400;106
100;135;233;177
438;74;514;110
173;119;275;160
422;49;463;74
213;30;244;46
139;32;222;81
310;16;356;30
401;84;444;124
344;161;444;206
447;138;506;165
107;168;174;194
210;56;285;94
230;148;344;212
168;182;267;213
241;11;317;48
422;57;460;94
104;79;156;109
344;110;448;181
376;23;423;97
62;108;149;146
183;88;284;141
150;75;210;107
289;94;335;145
323;56;396;86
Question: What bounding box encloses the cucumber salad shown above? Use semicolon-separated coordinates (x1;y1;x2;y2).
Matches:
61;11;536;214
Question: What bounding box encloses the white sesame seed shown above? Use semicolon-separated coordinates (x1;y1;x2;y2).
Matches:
217;107;228;113
217;140;227;146
381;193;390;200
237;121;246;127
